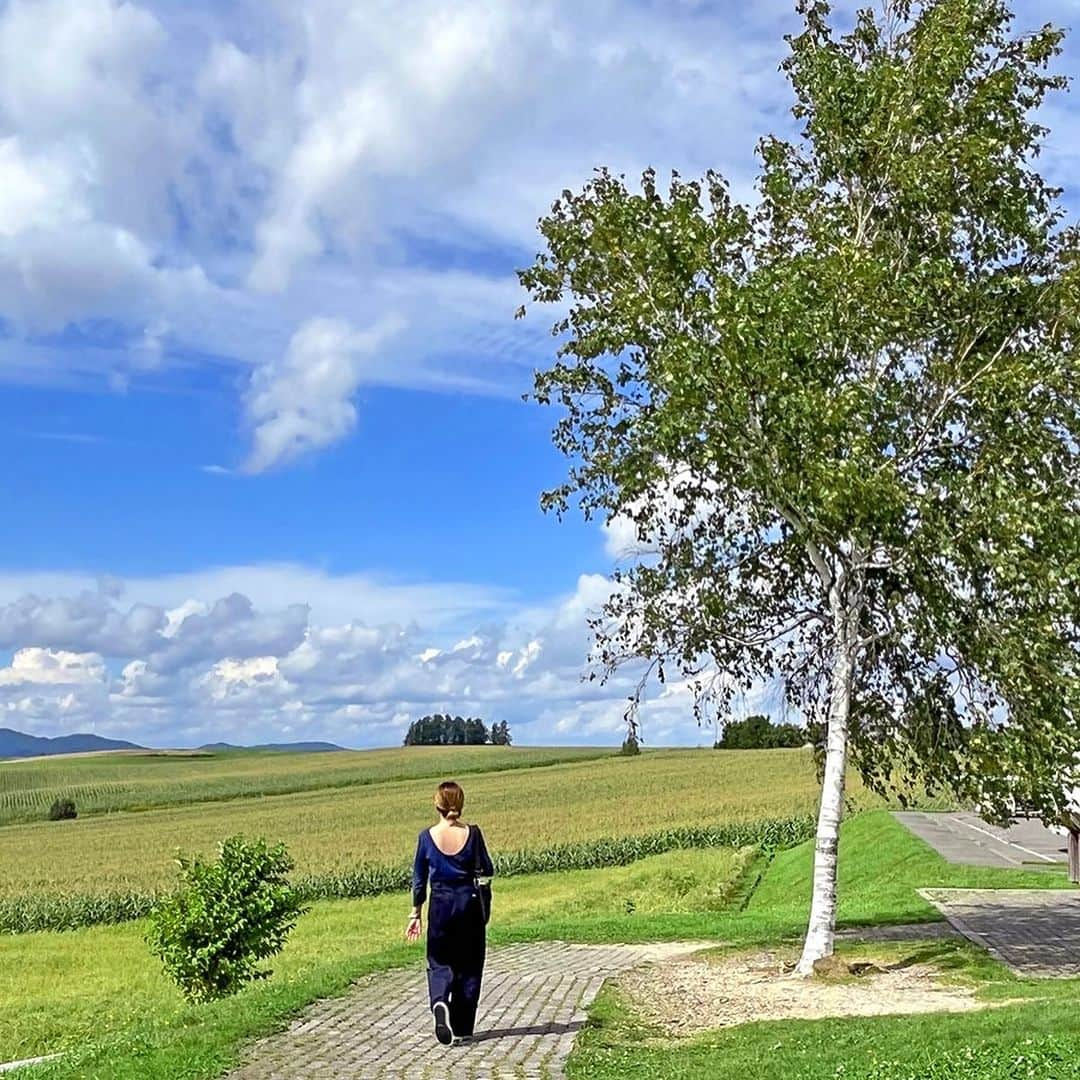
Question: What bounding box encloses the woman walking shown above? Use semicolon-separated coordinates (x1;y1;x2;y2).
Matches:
407;780;494;1045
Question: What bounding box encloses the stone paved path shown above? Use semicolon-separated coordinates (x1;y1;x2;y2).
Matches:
227;941;707;1080
922;889;1080;977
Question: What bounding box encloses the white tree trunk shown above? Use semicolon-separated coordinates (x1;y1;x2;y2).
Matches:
795;612;856;976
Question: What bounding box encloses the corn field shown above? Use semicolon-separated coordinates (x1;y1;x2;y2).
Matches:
0;748;853;901
0;745;609;825
0;815;816;934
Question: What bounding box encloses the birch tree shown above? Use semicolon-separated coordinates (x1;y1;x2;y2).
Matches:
519;0;1080;973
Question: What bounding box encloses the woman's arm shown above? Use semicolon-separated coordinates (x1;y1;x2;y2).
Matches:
410;832;429;911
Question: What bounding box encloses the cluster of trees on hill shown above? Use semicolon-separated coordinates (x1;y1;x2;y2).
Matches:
403;715;513;746
714;715;808;750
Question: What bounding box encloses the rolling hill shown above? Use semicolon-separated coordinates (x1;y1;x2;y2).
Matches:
0;727;145;760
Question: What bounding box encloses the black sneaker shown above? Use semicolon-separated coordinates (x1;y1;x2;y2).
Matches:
433;1001;454;1046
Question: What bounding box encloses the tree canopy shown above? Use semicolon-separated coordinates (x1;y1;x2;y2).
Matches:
403;715;493;746
520;0;1079;970
716;715;808;750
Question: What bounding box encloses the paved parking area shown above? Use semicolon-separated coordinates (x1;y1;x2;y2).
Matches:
922;889;1080;977
894;811;1069;869
226;940;706;1080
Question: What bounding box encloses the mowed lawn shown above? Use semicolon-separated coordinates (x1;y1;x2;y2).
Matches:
0;748;855;897
0;745;612;825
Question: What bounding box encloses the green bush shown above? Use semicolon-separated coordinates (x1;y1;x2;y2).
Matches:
620;734;641;756
146;836;307;1003
47;798;77;821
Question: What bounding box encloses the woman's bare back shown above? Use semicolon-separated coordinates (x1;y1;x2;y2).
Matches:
428;820;471;856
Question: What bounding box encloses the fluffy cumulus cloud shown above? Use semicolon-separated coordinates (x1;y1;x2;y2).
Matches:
0;567;740;747
0;647;109;732
0;591;164;655
0;647;106;687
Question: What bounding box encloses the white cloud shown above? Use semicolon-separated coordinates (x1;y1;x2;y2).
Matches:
143;593;309;675
0;648;109;734
0;647;106;687
0;0;817;462
162;600;208;638
0;591;165;655
0;0;214;334
0;563;720;747
198;656;285;703
243;314;404;472
242;1;535;293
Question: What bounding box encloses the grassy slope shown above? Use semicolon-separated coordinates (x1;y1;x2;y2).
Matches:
567;811;1080;1080
0;749;851;897
0;746;613;825
740;810;1067;936
1;848;752;1078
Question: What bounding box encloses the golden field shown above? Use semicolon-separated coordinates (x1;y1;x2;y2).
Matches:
0;747;862;898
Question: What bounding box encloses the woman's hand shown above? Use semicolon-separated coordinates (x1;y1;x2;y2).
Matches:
406;914;422;942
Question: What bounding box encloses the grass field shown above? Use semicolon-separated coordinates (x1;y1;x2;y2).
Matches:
0;846;755;1069
3;811;1075;1080
0;747;862;898
0;745;612;825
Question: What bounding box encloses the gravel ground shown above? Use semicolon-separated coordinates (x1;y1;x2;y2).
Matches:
617;947;982;1036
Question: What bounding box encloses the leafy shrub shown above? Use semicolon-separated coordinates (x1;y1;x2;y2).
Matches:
1;815;816;934
715;715;807;750
146;835;307;1003
620;734;641;756
47;798;77;821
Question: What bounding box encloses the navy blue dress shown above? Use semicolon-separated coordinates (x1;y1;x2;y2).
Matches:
412;824;494;1037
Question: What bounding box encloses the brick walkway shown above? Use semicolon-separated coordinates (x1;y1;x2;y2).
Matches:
922;889;1080;977
227;941;707;1080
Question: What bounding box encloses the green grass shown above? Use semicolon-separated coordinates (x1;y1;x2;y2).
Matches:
0;745;612;825
569;983;1080;1080
565;811;1079;1080
736;810;1068;940
0;748;865;899
8;810;1071;1079
0;847;754;1077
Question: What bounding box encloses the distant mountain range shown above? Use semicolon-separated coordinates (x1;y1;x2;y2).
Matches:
0;728;347;760
0;727;144;759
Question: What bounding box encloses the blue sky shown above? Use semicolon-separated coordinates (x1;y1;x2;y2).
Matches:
0;0;1077;748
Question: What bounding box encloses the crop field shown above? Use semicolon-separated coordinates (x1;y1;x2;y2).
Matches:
0;745;612;825
0;748;873;899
